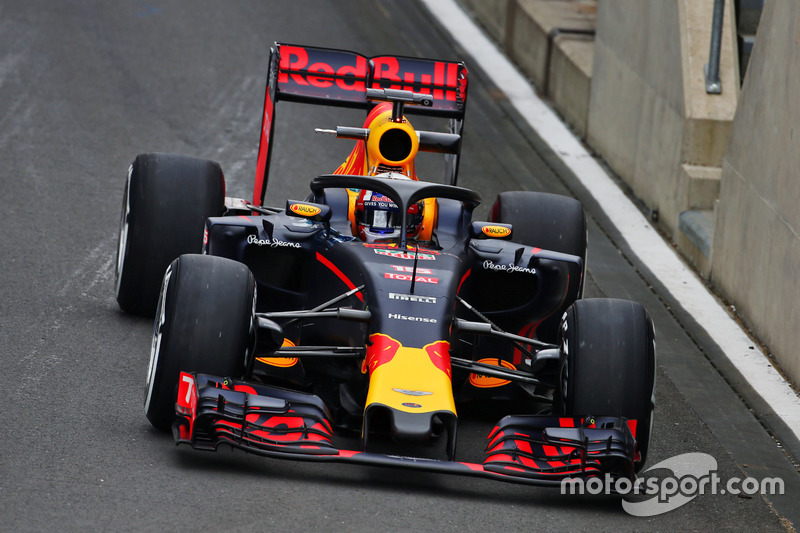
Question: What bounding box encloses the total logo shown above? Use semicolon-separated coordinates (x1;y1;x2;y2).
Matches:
385;273;438;284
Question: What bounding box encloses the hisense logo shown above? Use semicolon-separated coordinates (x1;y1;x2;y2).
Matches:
387;313;437;324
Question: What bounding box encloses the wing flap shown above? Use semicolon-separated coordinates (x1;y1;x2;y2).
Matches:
274;43;468;116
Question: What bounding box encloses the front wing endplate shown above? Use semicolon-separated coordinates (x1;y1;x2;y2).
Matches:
173;373;637;486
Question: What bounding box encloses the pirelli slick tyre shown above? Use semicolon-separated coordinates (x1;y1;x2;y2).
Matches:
490;191;587;341
558;298;656;471
144;254;256;432
115;153;225;317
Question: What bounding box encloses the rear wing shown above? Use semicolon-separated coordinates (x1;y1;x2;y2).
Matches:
253;43;469;206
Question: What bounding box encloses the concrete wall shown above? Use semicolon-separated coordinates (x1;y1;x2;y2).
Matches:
459;0;800;388
712;1;800;384
587;0;738;238
459;0;596;137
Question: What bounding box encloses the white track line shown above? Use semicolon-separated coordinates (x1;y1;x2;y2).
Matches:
420;0;800;442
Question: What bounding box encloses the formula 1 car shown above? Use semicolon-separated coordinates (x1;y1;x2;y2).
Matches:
116;43;656;486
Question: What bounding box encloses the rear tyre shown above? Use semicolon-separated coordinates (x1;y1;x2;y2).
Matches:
144;254;255;431
558;298;656;470
115;153;225;317
491;191;587;341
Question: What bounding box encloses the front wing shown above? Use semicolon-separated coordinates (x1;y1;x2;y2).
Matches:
174;373;638;487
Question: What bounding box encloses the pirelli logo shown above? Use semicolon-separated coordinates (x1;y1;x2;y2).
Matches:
389;292;437;304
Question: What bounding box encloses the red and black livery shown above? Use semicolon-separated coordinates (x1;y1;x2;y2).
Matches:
116;43;656;489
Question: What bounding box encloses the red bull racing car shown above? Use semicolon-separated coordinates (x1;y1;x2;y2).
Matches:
115;43;656;486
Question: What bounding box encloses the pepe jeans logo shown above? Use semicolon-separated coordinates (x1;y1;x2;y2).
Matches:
482;260;535;275
246;234;301;248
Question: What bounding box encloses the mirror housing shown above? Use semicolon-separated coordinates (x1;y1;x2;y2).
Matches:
285;200;332;223
255;317;285;356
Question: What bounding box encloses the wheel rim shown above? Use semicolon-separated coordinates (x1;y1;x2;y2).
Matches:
637;330;658;467
144;264;173;415
559;311;570;411
243;281;257;374
114;166;133;298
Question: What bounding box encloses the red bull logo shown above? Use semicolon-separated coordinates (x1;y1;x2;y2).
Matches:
279;45;368;90
278;45;463;101
364;336;454;415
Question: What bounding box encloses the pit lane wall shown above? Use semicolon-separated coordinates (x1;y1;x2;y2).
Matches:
458;0;800;388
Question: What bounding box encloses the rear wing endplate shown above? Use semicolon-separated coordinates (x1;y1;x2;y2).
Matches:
253;42;469;206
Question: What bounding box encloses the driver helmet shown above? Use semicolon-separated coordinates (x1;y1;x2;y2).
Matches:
354;174;424;243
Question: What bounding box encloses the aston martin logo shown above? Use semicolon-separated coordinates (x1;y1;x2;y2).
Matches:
392;388;433;396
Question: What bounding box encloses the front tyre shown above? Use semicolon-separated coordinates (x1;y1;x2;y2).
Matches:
144;254;256;431
116;153;225;317
558;298;656;470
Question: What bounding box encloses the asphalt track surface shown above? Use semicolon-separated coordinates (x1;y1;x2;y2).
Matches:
0;1;797;531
